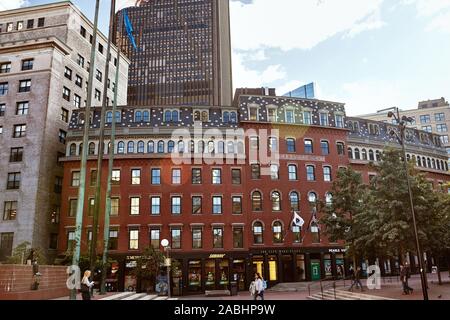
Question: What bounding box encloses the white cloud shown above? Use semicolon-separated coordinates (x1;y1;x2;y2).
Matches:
426;10;450;33
230;0;386;51
344;9;386;38
232;51;286;89
401;0;450;32
0;0;28;10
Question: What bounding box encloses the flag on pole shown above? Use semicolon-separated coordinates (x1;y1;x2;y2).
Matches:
116;1;145;50
292;212;305;228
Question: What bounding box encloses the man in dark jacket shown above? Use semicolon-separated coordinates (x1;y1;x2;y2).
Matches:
349;267;364;292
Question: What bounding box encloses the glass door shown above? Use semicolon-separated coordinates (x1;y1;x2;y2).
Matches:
218;260;229;290
204;259;216;290
188;260;202;293
232;259;246;291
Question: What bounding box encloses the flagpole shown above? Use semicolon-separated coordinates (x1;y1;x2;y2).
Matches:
100;0;122;294
89;0;118;275
70;0;101;300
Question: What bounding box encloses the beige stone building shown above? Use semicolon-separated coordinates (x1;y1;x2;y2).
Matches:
0;1;129;261
357;97;450;167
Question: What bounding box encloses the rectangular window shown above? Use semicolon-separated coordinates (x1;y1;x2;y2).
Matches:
151;197;160;215
440;135;449;144
17;21;23;30
337;142;345;156
71;171;80;187
6;22;13;32
95;89;101;101
232;196;242;214
95;69;102;82
270;164;279;180
88;198;95;217
213;228;223;249
37;18;45;27
59;129;67;144
0;82;8;96
0;126;3;135
80;26;86;37
192;228;202;249
420;115;431;124
129;228;139;250
89;170;97;187
7;172;21;190
171;228;181;249
268;108;277;122
288;165;297;181
249;137;259;149
151;169;161;185
0;63;11;74
21;59;33;71
13;124;26;138
63;87;70;101
321;141;330;155
18;79;31;92
286;139;296;153
111;169;121;185
285;110;295;123
75;75;83;87
98;43;104;54
109;229;118;250
3;201;17;221
306;166;315;181
64;67;72;80
249;107;258;121
27;19;34;29
304;111;312;125
172;169;181;184
0;233;14;258
437;124;448;133
73;94;81;109
131;169;141;185
130;197;140;215
77;54;85;68
320;113;328;126
212;169;222;184
304;140;313;154
231;169;241;185
251;164;261;179
335;115;344;128
171;196;181;215
61;108;69;122
14;101;28;116
435;113;446;122
111;198;119;216
292;226;302;243
323;166;332;182
68;199;77;217
233;227;244;249
9;147;23;162
212;196;222;214
192;196;202;215
150;229;160;249
66;231;75;250
422;126;432;133
192;169;202;184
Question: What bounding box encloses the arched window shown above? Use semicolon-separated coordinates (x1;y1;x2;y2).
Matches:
201;111;209;122
69;143;77;156
164;110;172;122
227;141;235;154
308;192;317;204
115;111;121;123
223;111;230;123
252;191;262;211
325;192;333;206
348;148;353;159
271;191;281;211
437;160;441;170
230;112;237;123
143;110;150;122
137;141;145;153
194;111;201;121
168;140;175;153
208;141;215;154
117;141;125;154
135;110;142;122
432;159;436;169
157;141;165;153
306;165;315;181
106;111;113;123
178;140;185;153
369;150;374;161
273;221;283;244
311;222;320;243
190;140;195;153
375;150;381;162
290;192;300;211
253;222;263;244
422;157;426;167
79;143;83;155
427;158;431;168
354;148;360;160
127;141;135;153
197;140;204;153
218;141;225;154
148;141;154;153
88;142;96;155
361;149;367;160
286;138;296;153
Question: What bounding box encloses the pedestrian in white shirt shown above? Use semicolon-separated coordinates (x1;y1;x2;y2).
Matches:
253;273;265;301
81;270;95;300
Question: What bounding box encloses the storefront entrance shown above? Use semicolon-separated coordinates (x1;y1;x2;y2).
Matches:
282;255;294;282
311;260;321;281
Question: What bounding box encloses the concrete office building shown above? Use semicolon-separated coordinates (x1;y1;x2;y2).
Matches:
0;1;129;261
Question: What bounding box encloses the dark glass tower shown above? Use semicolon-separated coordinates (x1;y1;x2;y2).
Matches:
116;0;232;107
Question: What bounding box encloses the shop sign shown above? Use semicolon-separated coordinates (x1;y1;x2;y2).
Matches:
209;254;226;259
328;248;346;253
280;154;325;162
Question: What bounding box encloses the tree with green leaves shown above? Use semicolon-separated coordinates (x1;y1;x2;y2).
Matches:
132;246;165;293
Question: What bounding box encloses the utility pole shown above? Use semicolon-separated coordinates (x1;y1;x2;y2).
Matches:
70;0;101;300
89;0;116;275
100;0;121;295
388;107;429;301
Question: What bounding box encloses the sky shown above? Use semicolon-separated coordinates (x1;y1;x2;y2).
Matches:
2;0;450;116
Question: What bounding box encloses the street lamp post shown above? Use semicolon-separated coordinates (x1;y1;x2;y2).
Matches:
161;239;171;299
388;107;429;301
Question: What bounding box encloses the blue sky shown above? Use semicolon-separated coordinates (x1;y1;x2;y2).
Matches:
3;0;450;115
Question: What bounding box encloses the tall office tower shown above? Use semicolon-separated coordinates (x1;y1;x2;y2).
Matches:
116;0;233;107
0;2;129;261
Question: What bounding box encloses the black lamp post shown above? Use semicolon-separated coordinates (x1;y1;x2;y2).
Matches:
388;107;429;301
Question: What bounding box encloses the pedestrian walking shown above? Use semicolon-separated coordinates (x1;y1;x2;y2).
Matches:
81;270;95;300
349;266;364;292
253;273;265;301
400;263;414;295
